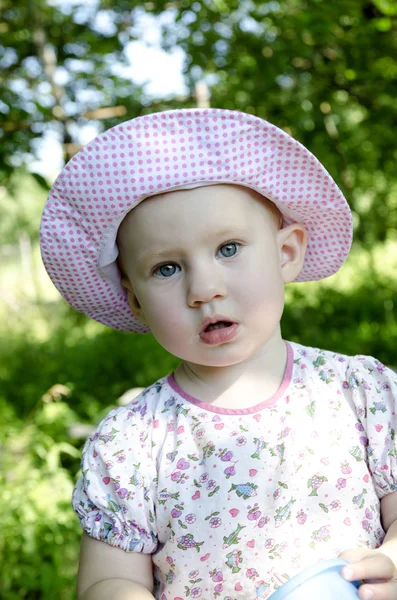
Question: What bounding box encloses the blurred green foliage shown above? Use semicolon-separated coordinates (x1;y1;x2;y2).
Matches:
1;0;396;598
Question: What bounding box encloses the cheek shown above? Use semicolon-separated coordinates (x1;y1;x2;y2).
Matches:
142;292;184;339
232;266;284;311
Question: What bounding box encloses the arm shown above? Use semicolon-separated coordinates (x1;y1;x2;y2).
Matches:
340;490;397;600
378;490;397;565
77;533;155;600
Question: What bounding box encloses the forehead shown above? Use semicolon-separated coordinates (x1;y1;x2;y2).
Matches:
119;184;274;244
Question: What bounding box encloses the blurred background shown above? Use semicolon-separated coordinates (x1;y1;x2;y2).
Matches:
1;0;396;597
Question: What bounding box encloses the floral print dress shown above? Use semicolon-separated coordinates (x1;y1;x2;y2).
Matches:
72;341;397;599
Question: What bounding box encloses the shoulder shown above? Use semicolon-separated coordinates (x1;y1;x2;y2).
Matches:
343;353;397;399
287;341;397;394
85;376;183;451
287;340;351;376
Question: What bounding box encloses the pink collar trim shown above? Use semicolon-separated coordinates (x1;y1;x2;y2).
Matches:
167;341;293;415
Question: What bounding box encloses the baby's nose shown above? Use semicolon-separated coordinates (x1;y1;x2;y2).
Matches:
186;266;227;306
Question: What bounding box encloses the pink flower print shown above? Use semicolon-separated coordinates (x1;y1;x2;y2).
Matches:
279;542;288;552
190;587;202;598
117;488;128;499
336;478;347;490
224;465;236;478
211;570;224;582
293;378;304;388
273;488;281;500
116;453;126;463
330;499;342;511
171;508;182;518
278;427;291;439
376;361;386;374
365;508;373;520
381;383;390;391
185;513;196;524
362;519;372;532
220;450;233;461
171;471;189;484
167;420;175;432
105;460;114;469
256;516;268;528
214;583;223;594
102;477;110;485
247;504;261;521
264;539;275;549
199;472;209;484
196;427;205;439
209;516;222;528
189;570;200;580
341;462;352;475
176;458;190;470
212;416;224;430
236;436;247;446
375;424;383;432
246;568;259;580
206;479;217;490
166;556;174;564
201;441;216;464
296;510;307;525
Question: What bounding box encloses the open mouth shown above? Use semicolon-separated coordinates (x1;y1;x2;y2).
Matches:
204;321;234;332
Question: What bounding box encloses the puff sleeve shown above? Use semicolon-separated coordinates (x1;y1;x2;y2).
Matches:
72;402;158;553
345;355;397;499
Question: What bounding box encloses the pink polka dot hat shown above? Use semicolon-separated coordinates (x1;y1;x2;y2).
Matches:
40;108;353;333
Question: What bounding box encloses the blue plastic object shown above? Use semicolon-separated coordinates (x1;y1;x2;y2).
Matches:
271;559;360;600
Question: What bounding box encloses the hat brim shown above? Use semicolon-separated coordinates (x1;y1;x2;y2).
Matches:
40;108;352;332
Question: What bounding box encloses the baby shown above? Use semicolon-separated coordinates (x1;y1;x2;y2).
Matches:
40;109;397;600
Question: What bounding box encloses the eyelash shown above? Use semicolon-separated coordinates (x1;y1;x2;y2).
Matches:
152;241;243;278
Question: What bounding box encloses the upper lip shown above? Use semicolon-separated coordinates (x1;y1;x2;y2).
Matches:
199;314;236;334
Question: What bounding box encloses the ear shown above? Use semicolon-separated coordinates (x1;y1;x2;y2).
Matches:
120;278;147;324
276;223;307;283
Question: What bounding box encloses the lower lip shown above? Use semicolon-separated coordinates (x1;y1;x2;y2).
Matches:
199;323;239;345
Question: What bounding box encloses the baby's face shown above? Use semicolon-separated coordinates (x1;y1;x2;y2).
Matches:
117;184;296;367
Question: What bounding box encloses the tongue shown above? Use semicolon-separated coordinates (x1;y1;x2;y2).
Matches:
206;322;230;331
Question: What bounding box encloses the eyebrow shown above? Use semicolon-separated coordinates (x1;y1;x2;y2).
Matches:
136;227;248;266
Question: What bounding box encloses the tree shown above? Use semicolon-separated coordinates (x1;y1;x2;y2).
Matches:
148;0;397;245
0;0;150;185
1;0;396;245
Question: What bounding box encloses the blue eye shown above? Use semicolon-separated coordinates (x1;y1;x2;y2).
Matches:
219;242;238;258
154;263;180;278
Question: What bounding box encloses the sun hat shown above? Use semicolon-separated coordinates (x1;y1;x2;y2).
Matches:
40;107;353;333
